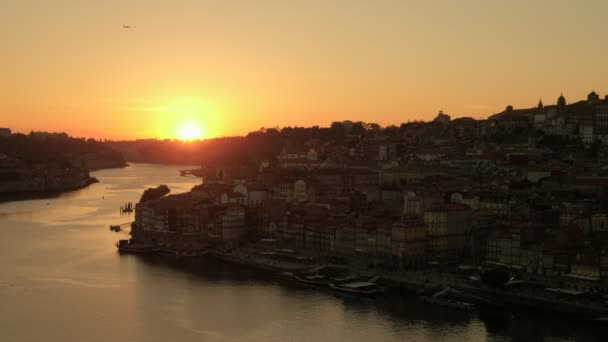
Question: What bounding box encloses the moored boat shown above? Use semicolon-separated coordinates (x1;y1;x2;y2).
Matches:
294;273;332;287
329;281;387;297
331;274;360;284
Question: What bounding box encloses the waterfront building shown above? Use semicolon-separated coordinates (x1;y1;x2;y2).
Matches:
219;204;247;243
278;203;329;248
424;204;472;263
134;193;194;234
391;214;426;269
486;226;522;269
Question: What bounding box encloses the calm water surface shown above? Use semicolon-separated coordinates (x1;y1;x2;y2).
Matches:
1;163;606;342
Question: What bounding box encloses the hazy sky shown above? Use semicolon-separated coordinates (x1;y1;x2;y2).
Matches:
2;0;608;139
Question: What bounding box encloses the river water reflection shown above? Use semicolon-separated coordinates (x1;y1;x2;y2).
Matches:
0;163;606;342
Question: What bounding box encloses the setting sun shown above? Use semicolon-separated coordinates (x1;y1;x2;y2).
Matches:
147;96;221;140
175;122;203;141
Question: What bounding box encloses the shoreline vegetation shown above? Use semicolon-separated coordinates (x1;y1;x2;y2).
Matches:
0;131;128;200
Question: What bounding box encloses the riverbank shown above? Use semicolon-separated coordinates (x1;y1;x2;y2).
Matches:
121;239;608;319
457;286;608;318
0;176;99;203
0;160;131;202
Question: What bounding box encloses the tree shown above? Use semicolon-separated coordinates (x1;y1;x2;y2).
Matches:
351;122;366;137
364;122;381;132
329;122;346;141
140;185;170;203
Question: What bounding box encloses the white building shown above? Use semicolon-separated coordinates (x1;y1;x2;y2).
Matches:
533;113;546;128
220;205;247;242
277;147;320;168
293;179;308;203
596;106;608;130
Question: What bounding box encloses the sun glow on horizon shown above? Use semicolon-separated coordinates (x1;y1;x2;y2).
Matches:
175;122;204;141
148;96;220;140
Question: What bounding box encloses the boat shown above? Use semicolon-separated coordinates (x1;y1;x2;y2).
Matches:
109;225;121;232
329;281;387;297
115;239;157;254
294;273;331;287
331;274;360;284
421;287;476;311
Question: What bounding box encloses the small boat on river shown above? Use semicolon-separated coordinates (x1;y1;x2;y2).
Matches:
295;274;332;287
109;225;121;232
329;281;387;297
422;287;476;311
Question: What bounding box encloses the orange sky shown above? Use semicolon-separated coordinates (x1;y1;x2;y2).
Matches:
2;0;608;140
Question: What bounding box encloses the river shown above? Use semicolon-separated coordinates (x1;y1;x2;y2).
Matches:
0;163;605;342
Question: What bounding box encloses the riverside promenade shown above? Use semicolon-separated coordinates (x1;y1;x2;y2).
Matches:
197;245;608;318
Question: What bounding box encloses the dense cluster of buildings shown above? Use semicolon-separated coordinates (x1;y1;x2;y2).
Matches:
133;92;608;291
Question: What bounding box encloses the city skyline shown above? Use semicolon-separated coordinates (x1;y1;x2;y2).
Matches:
4;90;604;141
2;0;608;140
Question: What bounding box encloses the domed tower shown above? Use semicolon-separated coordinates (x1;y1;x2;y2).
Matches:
433;110;451;125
